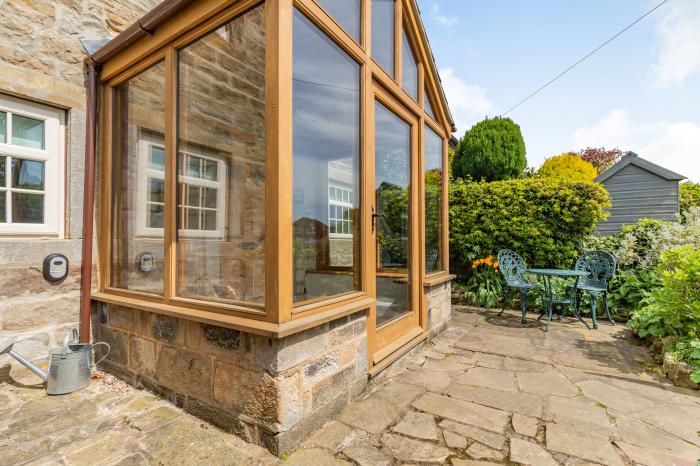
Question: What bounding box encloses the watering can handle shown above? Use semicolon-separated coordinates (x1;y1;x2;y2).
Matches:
92;342;111;367
60;328;79;359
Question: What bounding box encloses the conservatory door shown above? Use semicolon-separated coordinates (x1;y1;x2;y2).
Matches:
370;93;421;361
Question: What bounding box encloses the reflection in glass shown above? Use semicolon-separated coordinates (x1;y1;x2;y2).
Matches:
292;9;361;303
12;114;45;150
372;0;395;76
375;101;411;326
177;4;266;305
12;159;44;190
0;112;6;144
316;0;360;41
424;85;436;120
111;61;166;294
424;126;443;273
0;156;5;187
12;192;43;223
402;30;418;101
0;192;5;223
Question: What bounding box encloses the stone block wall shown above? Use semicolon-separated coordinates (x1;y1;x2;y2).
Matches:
427;280;452;337
92;304;368;455
0;0;161;381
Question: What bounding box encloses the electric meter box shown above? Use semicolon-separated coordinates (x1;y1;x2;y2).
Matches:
43;254;69;282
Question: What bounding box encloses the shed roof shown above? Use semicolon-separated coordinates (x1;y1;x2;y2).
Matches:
595;152;687;183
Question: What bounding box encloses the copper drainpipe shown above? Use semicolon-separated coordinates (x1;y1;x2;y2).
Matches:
79;60;99;343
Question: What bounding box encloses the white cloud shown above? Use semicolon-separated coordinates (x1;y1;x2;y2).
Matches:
651;0;700;88
428;1;458;28
571;109;700;181
439;67;494;135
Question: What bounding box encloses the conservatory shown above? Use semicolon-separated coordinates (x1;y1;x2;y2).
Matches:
90;0;454;453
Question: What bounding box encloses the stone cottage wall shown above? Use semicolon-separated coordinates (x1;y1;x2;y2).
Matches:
0;0;161;380
427;280;452;337
92;304;368;455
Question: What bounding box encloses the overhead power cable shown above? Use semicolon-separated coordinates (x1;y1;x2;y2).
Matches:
501;0;671;116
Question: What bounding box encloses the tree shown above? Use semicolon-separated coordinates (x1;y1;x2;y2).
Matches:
538;153;598;183
577;147;624;174
452;117;527;182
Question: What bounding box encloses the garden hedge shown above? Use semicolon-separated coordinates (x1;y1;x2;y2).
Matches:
449;178;610;277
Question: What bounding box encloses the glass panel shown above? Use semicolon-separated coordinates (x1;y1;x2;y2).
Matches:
292;9;361;303
0;191;5;223
111;61;166;294
424;85;436;120
177;4;266;305
315;0;360;41
375;101;411;326
12;114;45;150
12;192;43;223
203;160;217;181
12;158;45;190
402;30;418;101
204;187;217;208
148;204;164;228
0;112;6;144
0;156;5;187
372;0;395;76
148;178;164;203
149;146;165;171
186;155;201;178
424;127;443;273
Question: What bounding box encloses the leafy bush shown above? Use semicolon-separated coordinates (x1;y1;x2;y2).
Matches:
449;178;610;276
680;182;700;222
669;338;700;383
607;269;660;313
538;153;598;183
452;117;527;182
628;246;700;339
577;147;624;174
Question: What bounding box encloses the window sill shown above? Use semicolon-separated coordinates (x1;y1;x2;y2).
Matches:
423;273;456;287
92;291;373;339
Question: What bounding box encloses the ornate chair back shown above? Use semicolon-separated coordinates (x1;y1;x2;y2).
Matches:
574;250;616;291
497;250;528;287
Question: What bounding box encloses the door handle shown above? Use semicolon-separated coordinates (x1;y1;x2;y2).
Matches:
372;207;382;232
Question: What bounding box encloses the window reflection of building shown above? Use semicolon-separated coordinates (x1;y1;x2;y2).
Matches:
136;132;227;239
292;10;360;303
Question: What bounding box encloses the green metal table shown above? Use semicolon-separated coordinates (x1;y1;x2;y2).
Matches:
527;269;591;332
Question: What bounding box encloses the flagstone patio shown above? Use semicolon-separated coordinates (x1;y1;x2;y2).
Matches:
1;306;699;465
288;306;700;466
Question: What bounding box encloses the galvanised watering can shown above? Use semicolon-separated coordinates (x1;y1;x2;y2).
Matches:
0;329;110;395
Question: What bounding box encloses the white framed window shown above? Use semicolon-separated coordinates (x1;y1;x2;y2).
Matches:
328;185;353;237
136;132;227;239
0;94;64;236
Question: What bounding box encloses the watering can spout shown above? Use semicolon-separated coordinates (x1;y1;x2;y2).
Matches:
0;339;49;382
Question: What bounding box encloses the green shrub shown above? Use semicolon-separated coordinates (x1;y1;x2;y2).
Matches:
669;338;700;383
452;117;527;182
607;269;660;313
449;178;610;276
538;153;598;183
628;246;700;339
680;182;700;222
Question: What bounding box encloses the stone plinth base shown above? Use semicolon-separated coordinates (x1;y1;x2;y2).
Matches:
92;303;368;455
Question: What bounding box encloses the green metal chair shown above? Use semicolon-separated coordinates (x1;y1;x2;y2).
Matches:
573;250;617;328
497;250;543;324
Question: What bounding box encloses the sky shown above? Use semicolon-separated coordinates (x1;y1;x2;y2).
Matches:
417;0;700;181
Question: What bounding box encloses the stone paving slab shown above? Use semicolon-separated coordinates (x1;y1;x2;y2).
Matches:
3;306;699;465
0;373;277;466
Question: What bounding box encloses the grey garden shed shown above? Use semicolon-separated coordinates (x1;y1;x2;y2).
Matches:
595;152;686;236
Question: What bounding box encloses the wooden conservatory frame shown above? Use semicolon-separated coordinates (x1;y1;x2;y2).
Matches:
93;0;455;372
